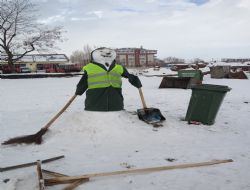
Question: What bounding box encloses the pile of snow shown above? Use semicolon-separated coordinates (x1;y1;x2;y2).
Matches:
126;68;176;76
179;67;210;73
139;67;210;77
139;67;177;76
0;74;250;190
244;71;250;78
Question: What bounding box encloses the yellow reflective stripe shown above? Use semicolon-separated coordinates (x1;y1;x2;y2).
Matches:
88;72;107;78
108;72;121;77
88;74;108;83
88;71;121;78
88;80;122;86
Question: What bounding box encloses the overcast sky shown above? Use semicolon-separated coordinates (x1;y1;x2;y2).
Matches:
33;0;250;60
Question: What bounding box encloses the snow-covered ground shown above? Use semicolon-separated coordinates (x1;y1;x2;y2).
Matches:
0;72;250;190
130;66;210;77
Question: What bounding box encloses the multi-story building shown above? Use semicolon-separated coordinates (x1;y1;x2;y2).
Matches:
115;47;157;67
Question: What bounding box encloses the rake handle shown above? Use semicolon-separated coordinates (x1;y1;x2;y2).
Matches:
138;88;147;109
42;95;77;130
44;159;233;185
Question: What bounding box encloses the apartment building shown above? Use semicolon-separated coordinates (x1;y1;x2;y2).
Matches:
116;47;157;67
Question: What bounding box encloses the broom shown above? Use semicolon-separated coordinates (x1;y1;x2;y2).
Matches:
2;95;77;145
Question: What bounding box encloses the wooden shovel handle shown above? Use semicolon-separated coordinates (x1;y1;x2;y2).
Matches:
138;88;147;109
42;95;77;130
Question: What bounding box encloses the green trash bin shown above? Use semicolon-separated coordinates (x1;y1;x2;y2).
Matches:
185;84;231;125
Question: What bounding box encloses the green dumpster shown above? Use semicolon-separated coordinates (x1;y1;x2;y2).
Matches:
178;69;203;81
185;84;231;125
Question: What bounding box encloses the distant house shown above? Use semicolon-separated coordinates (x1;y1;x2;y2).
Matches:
210;61;250;72
221;58;250;63
0;54;71;73
115;47;157;67
208;60;250;79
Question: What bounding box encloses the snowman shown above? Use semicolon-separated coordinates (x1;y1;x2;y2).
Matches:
75;47;142;111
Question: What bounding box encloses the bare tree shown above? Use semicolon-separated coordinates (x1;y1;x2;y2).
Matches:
83;44;92;63
163;56;185;64
0;0;64;72
70;45;93;65
70;50;85;64
192;58;205;64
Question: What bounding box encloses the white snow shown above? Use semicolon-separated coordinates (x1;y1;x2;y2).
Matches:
139;68;178;76
0;72;250;190
135;66;210;77
244;71;250;78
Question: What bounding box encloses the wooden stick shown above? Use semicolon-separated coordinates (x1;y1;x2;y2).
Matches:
42;95;77;130
0;155;64;172
44;159;233;185
138;88;147;109
36;160;45;190
42;169;68;177
62;179;89;190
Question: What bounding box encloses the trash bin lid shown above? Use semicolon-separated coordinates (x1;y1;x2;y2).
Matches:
191;84;231;92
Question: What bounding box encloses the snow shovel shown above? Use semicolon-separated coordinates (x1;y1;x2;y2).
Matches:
137;88;165;124
2;95;77;145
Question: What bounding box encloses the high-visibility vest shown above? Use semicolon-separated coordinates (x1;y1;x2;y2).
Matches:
83;63;124;89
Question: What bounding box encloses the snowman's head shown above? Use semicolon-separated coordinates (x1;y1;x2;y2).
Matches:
91;47;116;69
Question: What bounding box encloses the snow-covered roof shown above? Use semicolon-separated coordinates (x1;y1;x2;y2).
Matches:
34;54;68;62
0;54;69;63
208;62;248;67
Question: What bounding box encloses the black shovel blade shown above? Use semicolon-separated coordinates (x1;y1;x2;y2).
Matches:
137;108;166;124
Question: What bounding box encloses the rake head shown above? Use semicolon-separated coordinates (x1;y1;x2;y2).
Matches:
2;128;48;145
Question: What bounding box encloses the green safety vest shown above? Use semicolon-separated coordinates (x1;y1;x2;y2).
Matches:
83;63;124;89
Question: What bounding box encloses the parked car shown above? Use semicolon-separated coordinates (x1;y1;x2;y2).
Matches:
46;68;56;73
36;69;46;73
20;67;31;73
153;66;160;71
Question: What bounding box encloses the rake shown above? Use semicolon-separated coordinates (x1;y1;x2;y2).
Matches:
2;95;77;145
